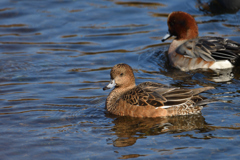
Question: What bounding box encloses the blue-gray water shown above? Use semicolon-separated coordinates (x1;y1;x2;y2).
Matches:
0;0;240;159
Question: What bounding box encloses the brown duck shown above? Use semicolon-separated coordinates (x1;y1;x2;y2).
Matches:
103;63;214;118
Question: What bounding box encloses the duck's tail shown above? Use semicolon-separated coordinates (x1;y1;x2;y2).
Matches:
191;86;215;95
195;98;218;106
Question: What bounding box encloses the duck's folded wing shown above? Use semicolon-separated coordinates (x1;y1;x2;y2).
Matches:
122;86;167;107
122;84;194;109
176;37;239;62
161;88;193;107
138;82;169;89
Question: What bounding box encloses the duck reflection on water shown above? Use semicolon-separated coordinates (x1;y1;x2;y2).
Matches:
105;113;210;147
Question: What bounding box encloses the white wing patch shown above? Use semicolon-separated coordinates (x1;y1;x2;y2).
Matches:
210;60;233;69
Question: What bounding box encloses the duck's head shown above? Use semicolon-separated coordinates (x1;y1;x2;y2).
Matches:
103;63;136;90
162;11;198;42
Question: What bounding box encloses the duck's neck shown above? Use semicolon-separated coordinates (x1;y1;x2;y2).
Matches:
105;84;136;112
168;39;187;57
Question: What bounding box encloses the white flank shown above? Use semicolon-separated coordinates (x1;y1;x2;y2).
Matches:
210;60;233;69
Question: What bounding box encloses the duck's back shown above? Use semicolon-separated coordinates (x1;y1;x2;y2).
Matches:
169;37;240;71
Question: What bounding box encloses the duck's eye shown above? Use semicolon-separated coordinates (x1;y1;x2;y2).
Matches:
120;73;124;76
179;20;185;26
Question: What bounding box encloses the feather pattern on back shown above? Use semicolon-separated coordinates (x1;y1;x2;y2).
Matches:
176;37;240;64
122;81;213;113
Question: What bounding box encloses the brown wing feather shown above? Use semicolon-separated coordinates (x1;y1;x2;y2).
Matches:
161;88;193;106
122;82;214;109
122;85;167;107
122;82;186;107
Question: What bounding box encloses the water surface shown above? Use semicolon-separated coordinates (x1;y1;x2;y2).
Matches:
0;0;240;159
